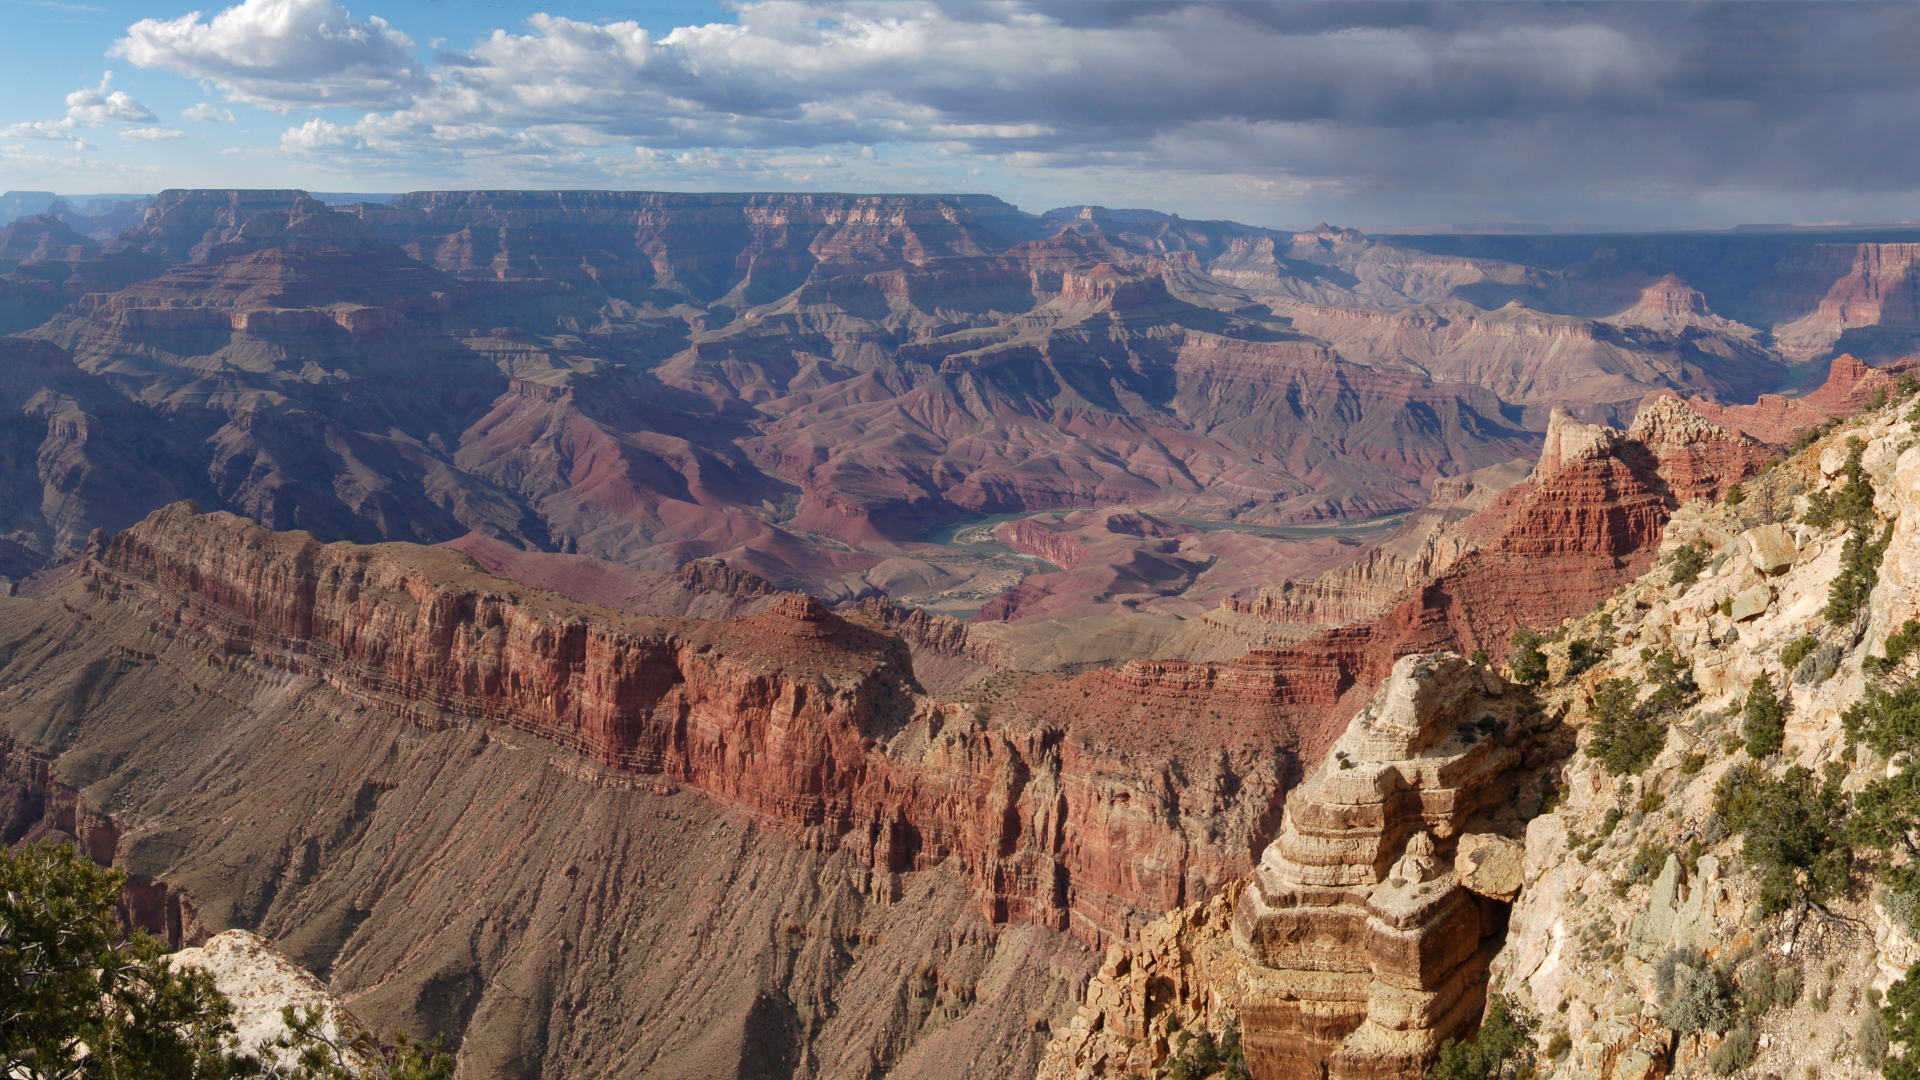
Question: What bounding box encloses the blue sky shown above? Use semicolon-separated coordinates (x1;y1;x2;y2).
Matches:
6;1;1920;229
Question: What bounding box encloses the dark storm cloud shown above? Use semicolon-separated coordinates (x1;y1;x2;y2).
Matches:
108;0;1920;208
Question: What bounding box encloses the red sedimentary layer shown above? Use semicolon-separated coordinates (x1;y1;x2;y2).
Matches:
997;518;1094;570
1068;413;1695;767
82;504;1290;948
1653;354;1919;446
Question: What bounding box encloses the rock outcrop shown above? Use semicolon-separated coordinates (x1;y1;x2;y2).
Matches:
1041;654;1561;1080
1045;377;1920;1080
1230;655;1541;1079
1649;354;1917;447
170;931;382;1071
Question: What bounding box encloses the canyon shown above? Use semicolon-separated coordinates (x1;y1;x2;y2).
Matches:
0;368;1798;1078
0;190;1913;662
0;188;1917;1079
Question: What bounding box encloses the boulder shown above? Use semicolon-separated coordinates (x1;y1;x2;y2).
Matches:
1729;584;1771;621
1744;523;1797;574
1455;833;1525;901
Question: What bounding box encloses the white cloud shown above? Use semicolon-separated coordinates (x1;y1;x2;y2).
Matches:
182;103;236;123
64;73;158;124
111;0;429;112
86;1;1920;224
279;117;359;150
3;119;80;140
119;127;189;141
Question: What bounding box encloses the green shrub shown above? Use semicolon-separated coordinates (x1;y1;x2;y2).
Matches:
1625;842;1669;887
0;841;249;1080
1681;752;1707;774
1741;958;1802;1013
1468;649;1488;667
1599;807;1624;837
1867;618;1920;676
1773;965;1803;1010
1715;762;1851;915
1425;994;1536;1080
1642;647;1699;716
1834;438;1877;523
1888;886;1920;937
1794;641;1844;687
1724;482;1745;507
1638;791;1666;815
0;842;455;1080
1842;681;1920;897
1828;521;1894;626
1659;958;1732;1035
1875;960;1920;1080
1565;637;1607;679
1587;677;1667;775
1709;1020;1757;1075
1861;1006;1889;1070
1743;675;1786;758
1844;679;1920;760
1544;1031;1570;1059
1791;420;1835;456
1508;627;1549;687
1781;635;1820;671
1670;542;1709;591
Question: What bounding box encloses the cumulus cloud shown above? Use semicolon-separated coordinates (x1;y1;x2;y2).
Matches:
64;74;159;124
182;103;236;123
120;127;189;140
2;73;160;150
111;0;429;112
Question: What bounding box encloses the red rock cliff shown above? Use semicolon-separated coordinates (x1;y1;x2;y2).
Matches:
83;503;1292;948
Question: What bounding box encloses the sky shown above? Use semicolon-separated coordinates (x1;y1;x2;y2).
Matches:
5;0;1920;230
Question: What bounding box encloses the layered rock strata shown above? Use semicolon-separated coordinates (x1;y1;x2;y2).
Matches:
1041;654;1561;1080
73;502;1291;947
1231;654;1540;1079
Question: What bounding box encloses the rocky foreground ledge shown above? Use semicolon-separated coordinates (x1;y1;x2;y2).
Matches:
1042;387;1920;1080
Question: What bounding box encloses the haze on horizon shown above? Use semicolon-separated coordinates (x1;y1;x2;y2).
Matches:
3;0;1919;231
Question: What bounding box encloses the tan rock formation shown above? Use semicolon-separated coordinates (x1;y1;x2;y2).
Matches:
1534;408;1628;485
1229;653;1540;1079
1037;885;1248;1080
170;931;381;1070
1454;834;1525;902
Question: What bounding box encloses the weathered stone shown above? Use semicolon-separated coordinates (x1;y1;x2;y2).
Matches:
1744;523;1798;573
1455;833;1525;901
169;931;380;1070
1729;584;1771;621
1232;653;1535;1080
